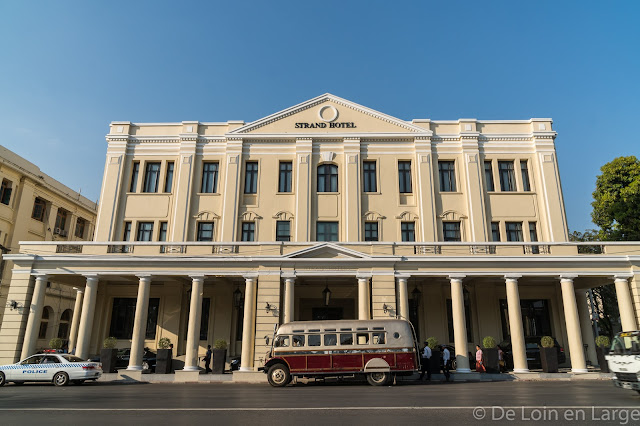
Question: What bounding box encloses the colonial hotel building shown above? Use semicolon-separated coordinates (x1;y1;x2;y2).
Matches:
1;94;639;378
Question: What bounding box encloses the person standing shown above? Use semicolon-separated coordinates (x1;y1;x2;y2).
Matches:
475;344;485;373
497;345;505;373
204;345;212;373
441;345;451;382
418;341;432;381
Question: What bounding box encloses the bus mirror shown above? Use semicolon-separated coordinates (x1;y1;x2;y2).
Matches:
265;336;270;345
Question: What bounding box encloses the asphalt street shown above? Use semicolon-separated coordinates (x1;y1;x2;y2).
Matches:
1;380;639;425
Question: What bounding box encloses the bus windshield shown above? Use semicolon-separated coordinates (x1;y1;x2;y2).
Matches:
611;332;640;355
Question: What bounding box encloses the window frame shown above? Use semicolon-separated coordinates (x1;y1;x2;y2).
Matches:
317;164;338;193
498;161;517;192
401;222;415;242
505;222;523;242
241;221;255;242
278;161;293;193
129;161;140;193
484;161;495;192
244;161;259;194
201;162;219;194
0;178;13;205
164;161;174;193
438;160;457;192
520;160;531;192
276;220;291;242
316;221;339;242
491;222;501;242
32;197;47;222
136;222;154;242
75;217;86;239
158;221;168;242
197;221;214;242
364;221;379;242
142;162;161;193
443;221;462;242
398;160;413;194
362;160;377;193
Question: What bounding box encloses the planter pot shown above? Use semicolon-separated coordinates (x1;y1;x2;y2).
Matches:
483;348;500;374
155;349;173;374
596;347;609;373
212;349;227;374
540;347;558;373
429;350;441;374
100;348;118;373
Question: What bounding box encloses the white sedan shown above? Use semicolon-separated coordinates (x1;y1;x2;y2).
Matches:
0;353;102;386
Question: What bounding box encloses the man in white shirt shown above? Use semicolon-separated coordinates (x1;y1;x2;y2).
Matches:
441;345;451;382
418;342;432;381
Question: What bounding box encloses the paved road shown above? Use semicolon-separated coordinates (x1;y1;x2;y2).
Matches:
1;380;638;425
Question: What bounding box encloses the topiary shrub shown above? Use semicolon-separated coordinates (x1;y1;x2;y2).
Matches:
540;336;554;348
214;339;228;350
426;337;438;349
103;336;118;349
595;335;610;348
483;336;497;349
49;337;63;349
158;337;171;349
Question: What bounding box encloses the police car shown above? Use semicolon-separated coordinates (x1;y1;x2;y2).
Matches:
0;353;102;386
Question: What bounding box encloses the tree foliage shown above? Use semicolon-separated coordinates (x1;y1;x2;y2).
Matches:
591;156;640;241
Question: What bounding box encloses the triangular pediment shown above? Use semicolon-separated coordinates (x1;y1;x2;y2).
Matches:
229;94;429;136
285;243;371;259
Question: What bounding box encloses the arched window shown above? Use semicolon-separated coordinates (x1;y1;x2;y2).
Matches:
58;309;72;339
317;164;338;193
38;307;53;339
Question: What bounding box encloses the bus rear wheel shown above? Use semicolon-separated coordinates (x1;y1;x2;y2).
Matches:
267;364;291;387
367;371;390;386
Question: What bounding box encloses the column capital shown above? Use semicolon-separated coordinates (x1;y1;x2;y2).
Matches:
83;274;99;283
448;274;466;281
243;274;259;281
33;274;49;280
136;274;152;281
395;274;411;281
72;287;84;294
614;274;633;281
281;272;297;280
560;274;578;281
356;274;372;280
504;274;522;281
189;275;205;281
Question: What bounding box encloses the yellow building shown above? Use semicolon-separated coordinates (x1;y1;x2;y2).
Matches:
1;94;639;379
0;145;96;354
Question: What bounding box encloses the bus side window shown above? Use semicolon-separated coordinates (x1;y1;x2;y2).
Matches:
308;334;321;347
340;333;353;345
372;332;385;344
274;336;290;348
324;334;337;346
292;335;305;347
357;333;369;345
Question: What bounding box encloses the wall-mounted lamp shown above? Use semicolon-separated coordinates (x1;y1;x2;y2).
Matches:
412;286;422;305
322;285;331;306
233;287;243;308
8;300;22;311
382;303;389;314
265;302;274;313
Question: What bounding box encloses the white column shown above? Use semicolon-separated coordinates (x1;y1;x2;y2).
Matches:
505;275;529;373
127;275;152;371
183;276;204;371
240;275;257;371
560;275;587;373
67;288;84;354
397;276;410;320
358;276;370;320
283;275;295;324
450;275;471;373
75;275;99;360
614;275;638;332
20;275;48;360
576;289;597;366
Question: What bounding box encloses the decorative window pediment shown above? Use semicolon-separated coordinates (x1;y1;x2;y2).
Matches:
363;211;386;221
395;211;419;221
272;211;294;220
320;151;335;163
240;211;263;221
439;210;467;221
194;210;220;221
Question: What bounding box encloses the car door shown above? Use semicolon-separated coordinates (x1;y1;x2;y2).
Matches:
17;355;45;381
40;355;63;381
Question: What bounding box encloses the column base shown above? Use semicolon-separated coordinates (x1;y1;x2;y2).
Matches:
118;370;144;382
174;370;201;382
513;369;530;373
455;368;472;373
182;366;200;372
126;365;143;371
239;367;253;372
571;368;588;373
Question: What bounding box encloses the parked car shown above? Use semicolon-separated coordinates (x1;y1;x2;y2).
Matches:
0;353;102;386
92;348;157;372
500;336;566;369
230;357;240;371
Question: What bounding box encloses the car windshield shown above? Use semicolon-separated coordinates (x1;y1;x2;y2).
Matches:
62;355;86;362
611;333;640;355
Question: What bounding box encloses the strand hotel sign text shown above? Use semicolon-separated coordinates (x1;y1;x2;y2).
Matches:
295;105;357;129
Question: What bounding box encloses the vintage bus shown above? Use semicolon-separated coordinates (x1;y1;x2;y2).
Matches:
261;319;419;387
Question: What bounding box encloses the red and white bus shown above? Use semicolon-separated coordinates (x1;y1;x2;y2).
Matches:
261;319;419;387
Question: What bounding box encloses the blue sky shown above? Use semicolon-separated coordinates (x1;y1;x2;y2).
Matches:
1;1;638;233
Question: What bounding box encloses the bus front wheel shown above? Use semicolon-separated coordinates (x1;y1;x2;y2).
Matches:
267;364;291;387
367;371;390;386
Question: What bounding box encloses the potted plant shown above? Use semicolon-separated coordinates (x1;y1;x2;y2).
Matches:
425;337;441;375
49;337;63;353
212;339;228;374
539;336;558;373
482;336;499;373
101;337;118;373
156;337;173;374
595;335;610;373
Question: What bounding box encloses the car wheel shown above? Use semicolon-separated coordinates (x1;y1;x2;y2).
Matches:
53;372;69;387
451;359;457;370
366;371;390;386
0;371;5;387
267;364;290;387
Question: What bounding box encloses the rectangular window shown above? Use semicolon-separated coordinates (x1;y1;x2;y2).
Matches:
109;298;160;340
324;334;337;346
0;179;13;205
529;222;539;254
401;222;415;242
443;222;461;241
498;161;516;192
317;164;338;193
136;222;154;241
143;162;161;193
32;197;46;221
484;161;495;192
276;221;290;242
278;161;292;193
244;162;258;194
316;221;339;242
197;222;214;242
363;161;377;192
398;161;412;193
506;222;523;242
364;222;379;242
491;222;500;242
438;161;457;192
75;218;86;239
520;160;531;192
164;162;174;193
201;162;219;193
308;335;321;347
241;222;255;242
158;221;168;242
340;333;354;345
123;221;132;241
129;162;139;192
55;209;68;231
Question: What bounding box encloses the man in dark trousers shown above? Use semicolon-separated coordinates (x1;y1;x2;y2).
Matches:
418;341;432;381
440;345;451;382
204;345;212;373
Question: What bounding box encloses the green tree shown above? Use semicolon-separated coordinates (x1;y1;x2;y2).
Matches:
591;156;640;241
